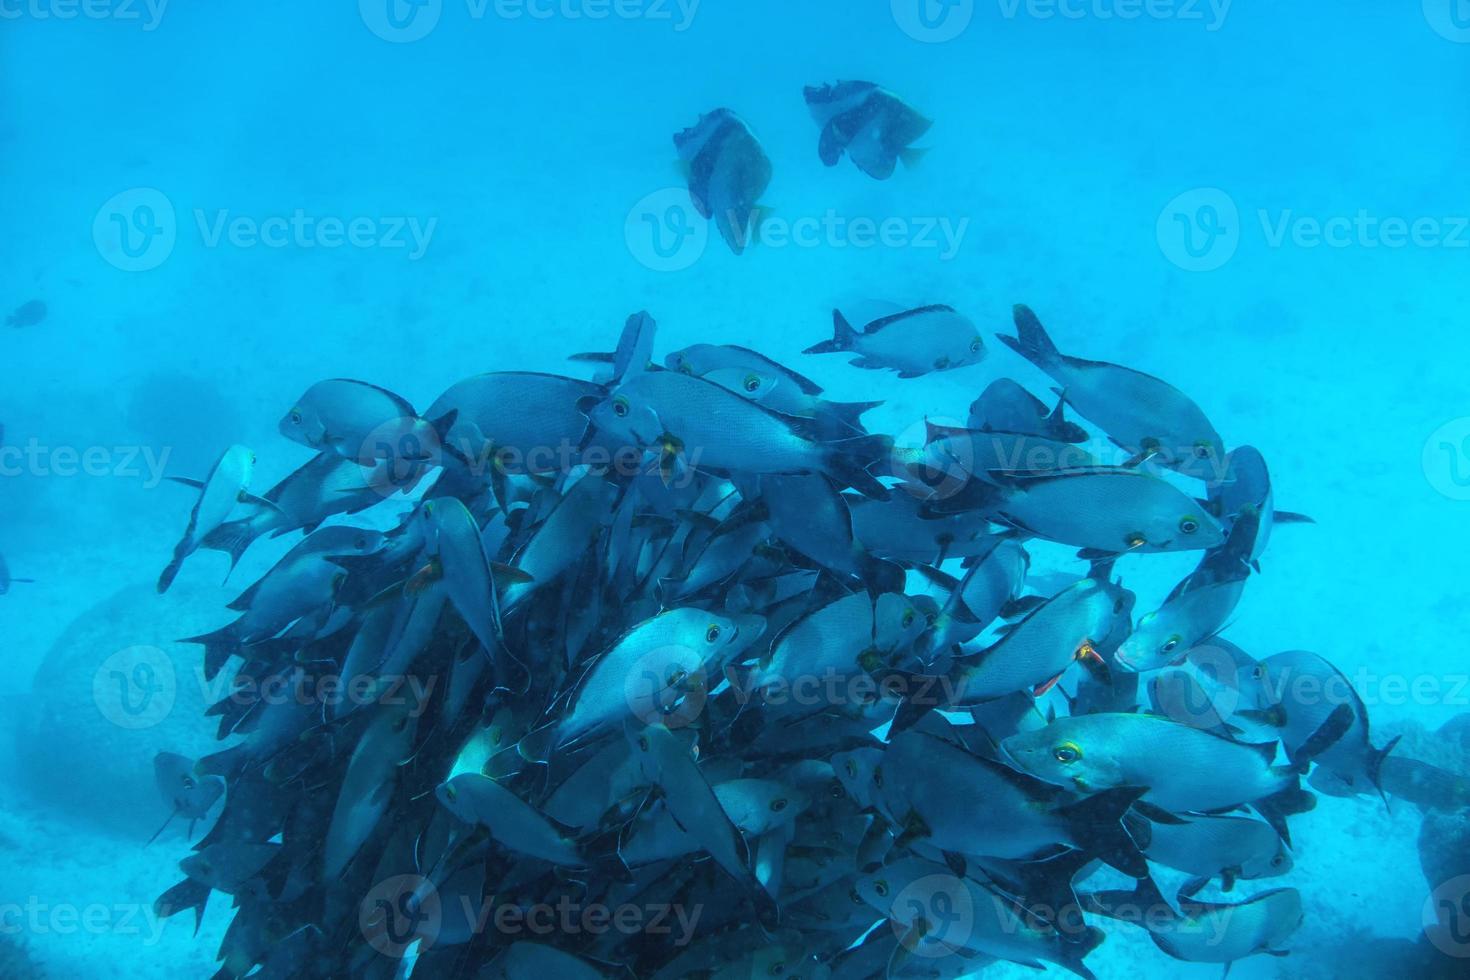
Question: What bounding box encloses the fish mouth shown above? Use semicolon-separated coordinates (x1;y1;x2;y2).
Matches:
1112;649;1140;673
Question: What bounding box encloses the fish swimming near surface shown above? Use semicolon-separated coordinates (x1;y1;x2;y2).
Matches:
997;305;1226;479
674;108;772;255
6;299;45;327
806;306;985;378
803;81;932;180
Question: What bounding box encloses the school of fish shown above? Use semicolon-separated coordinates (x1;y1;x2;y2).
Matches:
136;89;1419;980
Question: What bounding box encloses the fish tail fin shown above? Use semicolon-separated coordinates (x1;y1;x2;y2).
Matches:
823;433;893;501
1060;926;1105;980
1368;735;1403;807
805;309;860;355
898;146;930;170
154;878;210;936
820;399;885;435
180;623;241;682
999;304;1063;370
1056;786;1150;879
1253;779;1316;848
431;409;470;467
198;519;259;576
156;540;190;594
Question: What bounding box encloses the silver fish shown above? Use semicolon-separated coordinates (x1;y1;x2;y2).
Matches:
998;305;1225;479
807;306;985;378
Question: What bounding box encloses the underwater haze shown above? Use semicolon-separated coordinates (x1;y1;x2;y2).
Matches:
3;1;1470;978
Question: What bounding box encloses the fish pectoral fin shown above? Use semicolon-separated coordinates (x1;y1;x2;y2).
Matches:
166;476;207;490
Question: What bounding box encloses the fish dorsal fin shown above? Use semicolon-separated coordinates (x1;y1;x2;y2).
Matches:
863;304;956;334
328;378;417;417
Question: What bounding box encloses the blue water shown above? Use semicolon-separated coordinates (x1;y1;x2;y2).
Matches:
2;2;1468;977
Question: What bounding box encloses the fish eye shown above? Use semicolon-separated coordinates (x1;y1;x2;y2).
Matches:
874;879;889;898
1161;636;1181;654
1271;854;1285;868
354;536;367;551
1124;531;1147;549
1250;665;1265;680
637;736;649;751
969;337;982;353
612;397;630;418
743;374;762;393
768;963;785;976
1053;741;1083;764
830;781;845;798
705;624;722;643
844;759;857;777
289;410;303;425
873;765;884;788
1193;442;1213;460
901;610;915;629
1179;517;1200;534
444;784;457;802
770;798;788;812
849;888;864;905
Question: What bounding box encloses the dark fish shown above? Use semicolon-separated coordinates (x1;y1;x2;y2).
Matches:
6;299;45;327
969;378;1089;443
803;81;932;180
674;108;772;255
